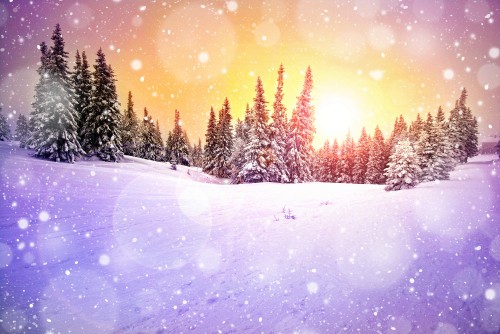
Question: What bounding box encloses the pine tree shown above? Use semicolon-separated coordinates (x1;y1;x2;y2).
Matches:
165;131;173;160
212;98;233;177
230;118;247;183
417;112;449;182
155;120;165;161
190;138;203;168
0;106;11;141
121;91;139;156
230;104;254;183
314;140;332;182
169;109;190;166
203;107;217;174
384;138;421;191
27;41;51;149
448;88;478;163
387;114;408;158
409;113;424;142
72;50;92;139
464;109;479;161
366;126;387;184
268;64;290;183
286;66;316;183
329;138;340;182
33;24;84;162
240;78;272;182
81;49;123;161
435;106;456;173
338;131;356;183
448;100;463;163
15;114;29;148
353;127;371;184
243;103;254;140
137;108;161;161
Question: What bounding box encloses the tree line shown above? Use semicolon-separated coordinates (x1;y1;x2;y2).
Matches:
203;65;316;183
3;24;199;166
0;23;494;191
313;90;479;190
200;65;481;190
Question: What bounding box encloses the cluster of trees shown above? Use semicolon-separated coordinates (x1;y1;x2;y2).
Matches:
2;24;491;190
313;88;479;190
120;90;202;167
8;24;201;167
201;77;480;190
203;65;316;183
22;23;118;162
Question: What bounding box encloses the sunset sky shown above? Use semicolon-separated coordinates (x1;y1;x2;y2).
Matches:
0;0;499;147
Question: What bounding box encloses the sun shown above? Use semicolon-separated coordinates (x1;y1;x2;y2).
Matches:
314;93;360;144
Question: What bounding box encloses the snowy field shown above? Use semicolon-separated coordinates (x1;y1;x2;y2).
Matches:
0;141;499;334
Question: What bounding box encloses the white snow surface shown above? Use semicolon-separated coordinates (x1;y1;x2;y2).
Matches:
0;141;500;333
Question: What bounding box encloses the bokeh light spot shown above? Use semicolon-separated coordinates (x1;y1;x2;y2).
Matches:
39;211;50;222
198;51;209;63
443;69;454;81
226;1;238;12
130;59;142;71
307;282;319;294
99;254;110;266
17;218;29;229
489;47;500;59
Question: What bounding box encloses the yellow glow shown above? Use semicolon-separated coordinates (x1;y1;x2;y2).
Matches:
315;93;360;142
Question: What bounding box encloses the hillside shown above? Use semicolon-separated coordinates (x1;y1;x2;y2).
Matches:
0;141;499;333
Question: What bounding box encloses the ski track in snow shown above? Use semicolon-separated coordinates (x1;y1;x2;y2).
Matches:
0;141;499;333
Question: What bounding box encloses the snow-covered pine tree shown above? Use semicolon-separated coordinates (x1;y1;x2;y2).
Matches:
286;66;316;183
435;106;455;173
168;110;190;166
366;126;387;184
353;127;370;184
229;118;247;183
268;64;290;183
190;138;203;168
72;50;92;139
387;114;408;159
121;91;139;156
463;108;479;162
448;88;478;163
165;131;173;160
203;107;217;174
138;108;161;161
409;113;423;142
338;130;356;183
27;41;51;149
417;112;448;182
15;114;29;148
314;140;332;182
329;138;340;182
34;24;84;162
213;98;233;178
230;104;254;183
81;49;123;162
154;119;165;161
384;138;421;191
240;78;272;182
0;106;11;141
448;99;463;163
243;103;254;139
